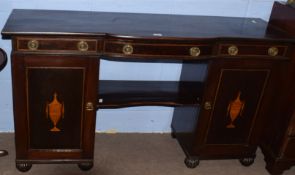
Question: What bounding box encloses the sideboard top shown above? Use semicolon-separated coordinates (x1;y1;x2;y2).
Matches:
1;9;293;41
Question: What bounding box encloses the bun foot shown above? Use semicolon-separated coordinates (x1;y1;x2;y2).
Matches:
16;163;32;172
78;162;93;171
0;150;8;157
184;157;200;168
239;157;255;167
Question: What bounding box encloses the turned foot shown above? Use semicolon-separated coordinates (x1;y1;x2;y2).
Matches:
16;163;32;172
184;157;200;168
78;162;93;171
0;150;8;157
239;157;255;167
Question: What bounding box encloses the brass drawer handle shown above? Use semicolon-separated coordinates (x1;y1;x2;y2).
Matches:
77;41;89;51
228;45;238;56
122;44;133;55
268;47;279;56
27;40;39;50
204;101;212;110
85;102;94;111
190;47;201;57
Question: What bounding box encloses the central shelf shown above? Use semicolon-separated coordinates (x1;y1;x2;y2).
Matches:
98;80;204;108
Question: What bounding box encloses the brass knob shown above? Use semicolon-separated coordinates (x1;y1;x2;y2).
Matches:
268;47;279;56
85;102;94;111
122;44;133;55
77;41;89;51
190;47;201;57
204;101;212;110
228;45;238;56
27;40;39;50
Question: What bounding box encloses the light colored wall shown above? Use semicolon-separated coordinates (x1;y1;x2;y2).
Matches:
0;0;285;132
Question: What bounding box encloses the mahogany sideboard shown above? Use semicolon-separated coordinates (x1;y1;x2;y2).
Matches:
1;2;295;174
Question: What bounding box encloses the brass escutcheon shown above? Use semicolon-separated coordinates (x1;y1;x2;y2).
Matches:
190;47;201;57
27;40;39;50
268;47;279;56
228;45;239;56
122;44;133;55
204;101;212;110
86;102;94;111
77;41;89;51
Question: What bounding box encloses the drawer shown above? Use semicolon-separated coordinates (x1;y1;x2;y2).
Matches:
104;41;213;59
218;44;288;58
16;37;101;53
283;137;295;159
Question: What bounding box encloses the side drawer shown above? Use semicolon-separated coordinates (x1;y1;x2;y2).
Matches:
104;40;213;59
16;37;101;53
218;43;288;58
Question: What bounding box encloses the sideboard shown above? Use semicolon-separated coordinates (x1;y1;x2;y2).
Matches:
1;2;295;174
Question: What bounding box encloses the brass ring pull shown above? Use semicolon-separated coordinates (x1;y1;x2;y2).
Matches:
85;102;94;111
27;40;39;50
77;41;89;51
228;45;239;56
190;47;201;57
268;47;279;56
122;44;133;55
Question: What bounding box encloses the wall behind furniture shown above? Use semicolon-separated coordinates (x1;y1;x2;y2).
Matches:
0;0;284;132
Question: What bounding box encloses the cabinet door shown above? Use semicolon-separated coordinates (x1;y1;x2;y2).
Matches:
12;54;98;160
195;59;274;156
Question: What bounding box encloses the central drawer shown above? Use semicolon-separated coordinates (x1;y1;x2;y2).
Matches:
104;40;213;59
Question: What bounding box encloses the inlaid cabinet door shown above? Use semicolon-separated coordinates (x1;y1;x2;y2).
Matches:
206;69;269;144
195;59;275;153
12;54;98;160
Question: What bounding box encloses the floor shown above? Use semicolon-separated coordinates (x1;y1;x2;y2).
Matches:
0;133;294;175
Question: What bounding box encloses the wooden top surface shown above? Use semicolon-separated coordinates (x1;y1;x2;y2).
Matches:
1;9;293;40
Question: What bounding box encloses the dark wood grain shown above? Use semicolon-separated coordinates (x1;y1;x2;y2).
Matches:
1;9;294;40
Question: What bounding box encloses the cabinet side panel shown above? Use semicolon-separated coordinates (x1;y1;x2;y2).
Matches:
172;106;200;155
